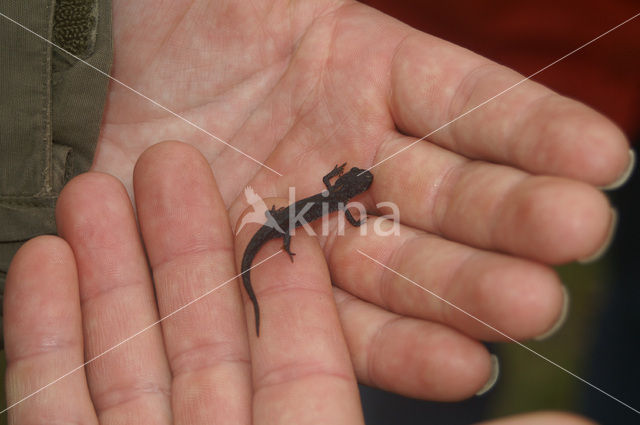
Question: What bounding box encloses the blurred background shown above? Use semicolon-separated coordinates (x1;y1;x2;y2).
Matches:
357;1;640;424
1;1;639;424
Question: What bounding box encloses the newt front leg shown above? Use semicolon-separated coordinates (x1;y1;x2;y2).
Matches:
322;162;346;190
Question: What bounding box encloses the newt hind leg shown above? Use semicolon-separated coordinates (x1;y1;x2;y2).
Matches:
282;232;296;262
345;209;366;227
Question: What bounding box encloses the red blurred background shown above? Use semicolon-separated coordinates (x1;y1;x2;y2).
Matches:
361;0;640;139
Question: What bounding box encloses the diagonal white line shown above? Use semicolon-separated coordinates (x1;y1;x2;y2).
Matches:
0;11;283;177
356;249;640;415
360;11;640;175
0;250;282;415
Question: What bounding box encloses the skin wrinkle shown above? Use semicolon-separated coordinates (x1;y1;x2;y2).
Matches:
111;4;174;94
103;56;289;127
387;233;464;324
376;235;409;311
386;31;425;133
365;314;404;389
363;128;396;177
280;6;335;126
440;249;484;329
77;273;150;305
375;235;409;312
80;307;160;365
150;265;237;318
284;92;327;158
94;133;135;170
249;279;332;303
298;45;334;123
184;7;273;94
316;98;351;152
429;155;469;237
367;136;397;176
6;336;79;364
323;212;375;270
214;55;292;137
91;380;171;413
442;61;585;177
31;420;87;425
13;413;90;425
367;135;452;235
322;7;398;161
433;159;529;252
319;215;344;259
4;238;81;361
168;340;250;376
211;12;338;192
109;4;301;136
487;172;529;253
65;218;132;254
203;58;290;116
358;190;378;215
322;211;378;285
321;12;352;115
249;0;290;60
333;289;407;391
253;360;353;392
146;243;235;270
506;91;557;167
147;2;193;71
219;134;277;212
446;62;501;152
317;8;361;132
367;136;419;216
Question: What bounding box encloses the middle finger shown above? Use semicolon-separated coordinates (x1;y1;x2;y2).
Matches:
134;142;252;424
371;134;613;263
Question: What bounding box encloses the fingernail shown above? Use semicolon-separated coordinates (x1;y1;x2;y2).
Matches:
578;208;618;264
475;354;500;396
534;285;570;341
601;149;635;191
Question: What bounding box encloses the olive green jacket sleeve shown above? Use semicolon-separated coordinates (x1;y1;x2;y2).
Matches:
0;0;113;346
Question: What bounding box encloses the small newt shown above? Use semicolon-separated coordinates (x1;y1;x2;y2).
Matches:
241;163;374;336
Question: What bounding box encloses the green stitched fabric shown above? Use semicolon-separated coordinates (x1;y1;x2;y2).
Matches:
0;0;112;347
53;0;98;57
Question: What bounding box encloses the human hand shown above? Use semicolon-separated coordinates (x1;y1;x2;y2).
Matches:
4;143;600;424
6;143;364;423
91;0;632;401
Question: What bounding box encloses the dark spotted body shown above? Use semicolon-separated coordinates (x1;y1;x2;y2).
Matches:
241;163;374;336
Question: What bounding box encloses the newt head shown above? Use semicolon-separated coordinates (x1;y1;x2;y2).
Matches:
332;166;374;198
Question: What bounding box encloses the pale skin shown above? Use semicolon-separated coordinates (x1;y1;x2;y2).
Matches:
3;0;631;424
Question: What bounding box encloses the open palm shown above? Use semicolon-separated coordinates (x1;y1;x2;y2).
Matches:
5;0;630;424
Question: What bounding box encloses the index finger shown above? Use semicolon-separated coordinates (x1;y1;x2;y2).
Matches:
235;201;364;424
387;31;631;186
